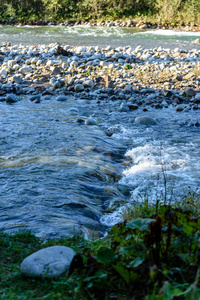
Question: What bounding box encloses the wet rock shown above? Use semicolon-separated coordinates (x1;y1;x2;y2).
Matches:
135;116;157;125
176;104;185;111
6;94;18;103
74;84;84;92
119;102;130;112
127;103;138;110
56;95;68;101
85;117;98;125
106;127;115;137
194;93;200;102
30;95;41;103
20;246;75;278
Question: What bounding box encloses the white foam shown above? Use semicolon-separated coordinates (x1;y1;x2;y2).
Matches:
141;29;200;37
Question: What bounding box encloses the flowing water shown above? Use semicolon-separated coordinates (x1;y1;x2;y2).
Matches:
0;26;200;238
0;25;200;49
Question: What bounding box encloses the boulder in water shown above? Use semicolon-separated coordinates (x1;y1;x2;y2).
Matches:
6;94;18;104
135;116;157;125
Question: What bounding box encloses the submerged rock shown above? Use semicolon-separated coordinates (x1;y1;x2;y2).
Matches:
85;117;98;126
56;95;68;101
20;246;75;278
135;116;157;125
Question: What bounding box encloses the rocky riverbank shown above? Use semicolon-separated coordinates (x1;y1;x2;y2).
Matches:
0;42;200;113
1;18;200;32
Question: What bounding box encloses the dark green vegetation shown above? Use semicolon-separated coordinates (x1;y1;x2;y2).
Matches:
0;0;200;25
0;199;200;299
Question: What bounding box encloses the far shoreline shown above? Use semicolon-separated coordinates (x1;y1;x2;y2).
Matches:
0;18;200;33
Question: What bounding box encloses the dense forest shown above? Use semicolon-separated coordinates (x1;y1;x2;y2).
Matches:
0;0;200;24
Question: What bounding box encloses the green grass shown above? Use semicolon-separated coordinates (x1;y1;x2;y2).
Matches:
0;198;200;299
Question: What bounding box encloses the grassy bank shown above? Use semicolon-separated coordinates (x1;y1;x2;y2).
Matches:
0;0;200;27
1;197;200;299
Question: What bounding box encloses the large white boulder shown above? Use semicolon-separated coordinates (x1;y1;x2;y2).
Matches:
20;246;75;278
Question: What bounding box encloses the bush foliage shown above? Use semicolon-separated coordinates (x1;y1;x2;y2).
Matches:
0;0;200;24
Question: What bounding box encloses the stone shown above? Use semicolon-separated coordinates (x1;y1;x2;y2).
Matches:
56;95;68;101
193;38;200;44
128;103;138;110
20;246;75;278
74;84;84;92
176;74;183;81
10;76;23;84
51;66;62;76
176;104;185;111
119;102;130;112
135;116;157;125
124;84;133;93
194;93;200;102
85;117;98;126
83;80;94;88
19;66;33;74
6;94;18;103
185;88;196;97
30;95;41;103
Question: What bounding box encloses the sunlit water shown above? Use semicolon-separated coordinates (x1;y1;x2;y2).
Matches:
0;26;200;238
0;25;200;49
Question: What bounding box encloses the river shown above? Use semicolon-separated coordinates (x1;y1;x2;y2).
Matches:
0;26;200;239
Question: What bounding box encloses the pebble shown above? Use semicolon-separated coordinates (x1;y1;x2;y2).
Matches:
20;246;75;278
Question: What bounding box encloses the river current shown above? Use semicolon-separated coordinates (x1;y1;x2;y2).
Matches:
0;26;200;239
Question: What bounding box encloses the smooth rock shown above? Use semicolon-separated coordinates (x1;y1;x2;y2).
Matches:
20;246;75;278
74;84;84;92
56;95;68;101
85;117;98;126
176;104;185;112
135;116;157;125
195;93;200;102
6;94;18;103
83;80;94;88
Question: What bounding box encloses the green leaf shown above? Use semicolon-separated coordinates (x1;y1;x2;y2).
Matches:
113;262;130;283
129;257;144;268
119;243;146;256
163;281;185;299
96;246;116;264
185;283;200;300
126;218;154;231
84;270;107;282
